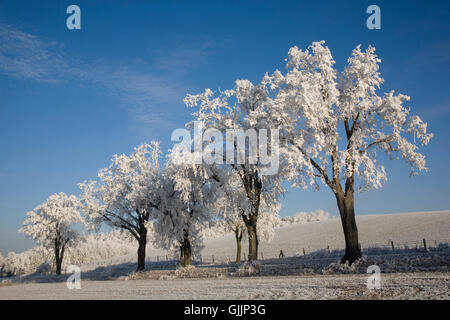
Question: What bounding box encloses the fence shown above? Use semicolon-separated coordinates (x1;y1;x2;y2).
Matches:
99;237;449;267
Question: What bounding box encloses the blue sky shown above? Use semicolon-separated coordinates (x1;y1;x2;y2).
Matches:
0;0;449;254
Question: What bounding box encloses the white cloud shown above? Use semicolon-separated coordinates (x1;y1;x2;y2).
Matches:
0;23;217;131
152;38;218;76
0;23;69;82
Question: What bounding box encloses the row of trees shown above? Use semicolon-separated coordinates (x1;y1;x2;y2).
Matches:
6;209;325;276
1;231;136;276
20;41;432;273
21;142;281;273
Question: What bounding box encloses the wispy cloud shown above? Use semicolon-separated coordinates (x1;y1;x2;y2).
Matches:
0;24;69;82
408;39;450;67
418;98;450;121
0;23;218;130
152;38;218;76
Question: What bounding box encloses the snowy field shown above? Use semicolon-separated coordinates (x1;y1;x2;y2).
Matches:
200;210;450;261
1;273;448;300
1;210;449;300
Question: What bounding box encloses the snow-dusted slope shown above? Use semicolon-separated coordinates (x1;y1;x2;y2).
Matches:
190;210;450;261
84;210;450;267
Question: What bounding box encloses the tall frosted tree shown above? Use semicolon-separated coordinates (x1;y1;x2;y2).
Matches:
264;41;433;263
79;142;162;271
215;173;248;264
215;171;281;263
154;147;218;267
0;253;4;272
184;80;284;261
20;192;82;275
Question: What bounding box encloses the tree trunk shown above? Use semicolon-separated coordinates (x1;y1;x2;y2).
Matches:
239;169;262;262
136;227;147;271
55;256;62;275
137;239;146;271
54;239;63;275
181;238;191;267
136;242;146;271
180;247;184;264
235;229;242;264
335;191;361;265
246;223;258;262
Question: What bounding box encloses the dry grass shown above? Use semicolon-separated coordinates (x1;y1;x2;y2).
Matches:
0;281;15;288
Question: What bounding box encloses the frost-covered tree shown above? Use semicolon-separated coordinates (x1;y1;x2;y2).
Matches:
264;41;433;263
20;192;82;274
215;172;281;263
154;147;218;267
214;175;247;263
0;252;5;274
65;230;138;267
280;210;330;226
223;218;246;264
3;246;52;275
79;142;162;271
184;79;284;261
4;252;20;275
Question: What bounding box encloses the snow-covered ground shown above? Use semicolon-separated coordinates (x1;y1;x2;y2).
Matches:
1;272;448;300
1;210;449;299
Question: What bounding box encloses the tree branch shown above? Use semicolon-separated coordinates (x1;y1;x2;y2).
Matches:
360;135;394;154
290;140;334;189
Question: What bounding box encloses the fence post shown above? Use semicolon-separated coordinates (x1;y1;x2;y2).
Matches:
212;255;215;263
327;245;330;254
302;248;306;256
423;238;428;252
391;241;394;251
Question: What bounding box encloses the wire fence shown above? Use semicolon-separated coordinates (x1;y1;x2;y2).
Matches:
189;237;450;264
80;237;450;269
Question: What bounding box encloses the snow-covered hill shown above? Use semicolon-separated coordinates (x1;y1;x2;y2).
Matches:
8;210;447;272
141;210;450;263
199;211;450;259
